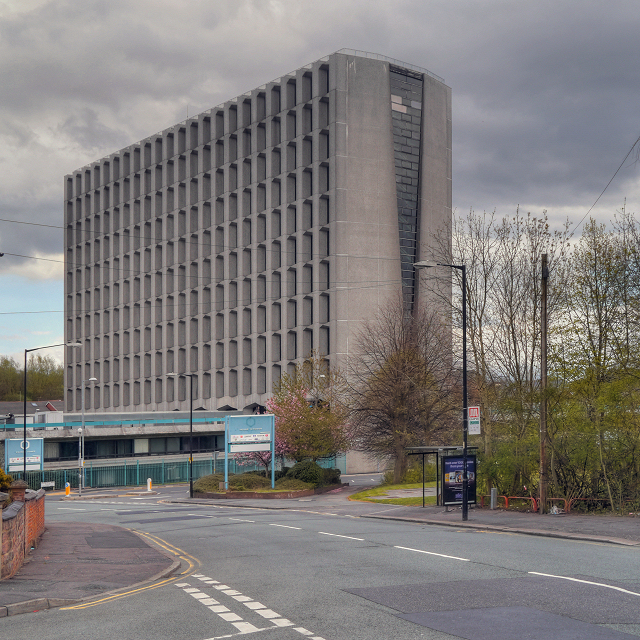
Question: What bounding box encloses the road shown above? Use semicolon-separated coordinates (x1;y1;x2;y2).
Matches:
3;485;640;640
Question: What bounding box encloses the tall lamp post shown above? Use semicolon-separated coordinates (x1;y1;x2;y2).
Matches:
168;372;194;498
78;377;97;496
414;261;469;521
23;342;81;478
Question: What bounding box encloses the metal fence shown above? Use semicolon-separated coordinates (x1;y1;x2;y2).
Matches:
11;454;346;491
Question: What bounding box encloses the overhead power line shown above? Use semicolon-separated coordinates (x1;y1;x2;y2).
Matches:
572;133;640;235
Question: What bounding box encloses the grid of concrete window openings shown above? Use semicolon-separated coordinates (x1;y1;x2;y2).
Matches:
64;50;452;413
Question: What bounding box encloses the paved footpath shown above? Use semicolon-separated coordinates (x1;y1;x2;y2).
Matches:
0;522;177;616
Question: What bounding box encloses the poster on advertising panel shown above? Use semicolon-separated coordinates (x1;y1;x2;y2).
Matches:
441;455;477;506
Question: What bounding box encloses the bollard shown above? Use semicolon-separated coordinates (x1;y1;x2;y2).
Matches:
65;482;71;497
147;477;152;492
490;487;498;509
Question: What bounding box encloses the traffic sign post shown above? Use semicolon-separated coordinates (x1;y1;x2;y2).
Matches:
5;438;44;473
224;415;276;489
468;406;481;435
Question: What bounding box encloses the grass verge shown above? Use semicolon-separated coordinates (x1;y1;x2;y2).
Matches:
350;482;437;506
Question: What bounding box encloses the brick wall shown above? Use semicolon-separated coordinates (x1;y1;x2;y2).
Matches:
1;490;45;579
25;490;45;551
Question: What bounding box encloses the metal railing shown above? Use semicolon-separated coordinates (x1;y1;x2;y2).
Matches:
11;454;346;491
11;456;243;490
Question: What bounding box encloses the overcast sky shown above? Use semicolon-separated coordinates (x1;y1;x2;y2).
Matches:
1;0;639;363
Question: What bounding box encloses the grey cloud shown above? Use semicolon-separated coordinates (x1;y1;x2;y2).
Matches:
1;0;640;274
57;108;131;154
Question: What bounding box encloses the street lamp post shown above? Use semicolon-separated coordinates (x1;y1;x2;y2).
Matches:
79;377;97;496
414;261;469;521
168;372;194;498
23;342;81;479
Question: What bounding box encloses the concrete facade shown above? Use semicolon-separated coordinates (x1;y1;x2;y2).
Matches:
64;50;452;413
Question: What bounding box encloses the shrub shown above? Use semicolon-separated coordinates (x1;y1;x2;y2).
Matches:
0;468;12;492
194;472;274;492
275;477;314;491
193;473;228;493
380;470;395;485
275;466;290;481
380;462;434;485
404;462;436;484
286;461;324;485
321;467;341;485
229;473;271;491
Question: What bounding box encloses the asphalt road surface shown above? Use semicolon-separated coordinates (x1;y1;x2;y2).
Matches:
3;489;640;640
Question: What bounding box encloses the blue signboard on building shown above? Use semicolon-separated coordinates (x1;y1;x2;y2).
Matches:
5;438;44;472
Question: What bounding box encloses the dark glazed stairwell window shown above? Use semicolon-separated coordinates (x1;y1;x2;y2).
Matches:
390;65;423;312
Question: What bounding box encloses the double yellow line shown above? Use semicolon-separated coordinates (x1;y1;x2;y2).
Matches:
62;531;200;610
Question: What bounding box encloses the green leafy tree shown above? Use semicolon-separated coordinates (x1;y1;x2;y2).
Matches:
551;218;640;508
27;354;64;400
0;356;22;401
0;353;64;401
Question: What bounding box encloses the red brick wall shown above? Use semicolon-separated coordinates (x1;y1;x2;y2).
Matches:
1;505;24;579
1;491;45;579
25;491;45;550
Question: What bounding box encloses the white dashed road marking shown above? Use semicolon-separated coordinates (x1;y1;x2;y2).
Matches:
394;545;470;562
318;531;364;541
229;518;255;522
176;574;326;639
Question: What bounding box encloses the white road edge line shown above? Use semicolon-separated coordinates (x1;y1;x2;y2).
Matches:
318;532;364;541
529;572;640;597
270;524;302;530
56;507;86;511
395;545;470;561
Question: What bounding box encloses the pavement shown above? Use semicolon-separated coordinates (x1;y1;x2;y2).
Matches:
1;486;639;617
0;521;178;617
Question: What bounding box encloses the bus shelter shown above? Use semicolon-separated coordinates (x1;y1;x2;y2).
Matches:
406;446;479;507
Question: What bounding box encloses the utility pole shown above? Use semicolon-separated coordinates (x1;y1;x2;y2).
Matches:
539;253;548;514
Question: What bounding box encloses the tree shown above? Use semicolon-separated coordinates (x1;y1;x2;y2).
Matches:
431;207;571;494
551;218;640;508
348;297;457;483
0;354;64;401
0;356;22;401
27;354;64;400
417;203;640;506
267;351;351;463
233;433;289;475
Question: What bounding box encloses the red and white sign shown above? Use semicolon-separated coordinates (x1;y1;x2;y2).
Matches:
468;406;481;435
229;433;270;443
